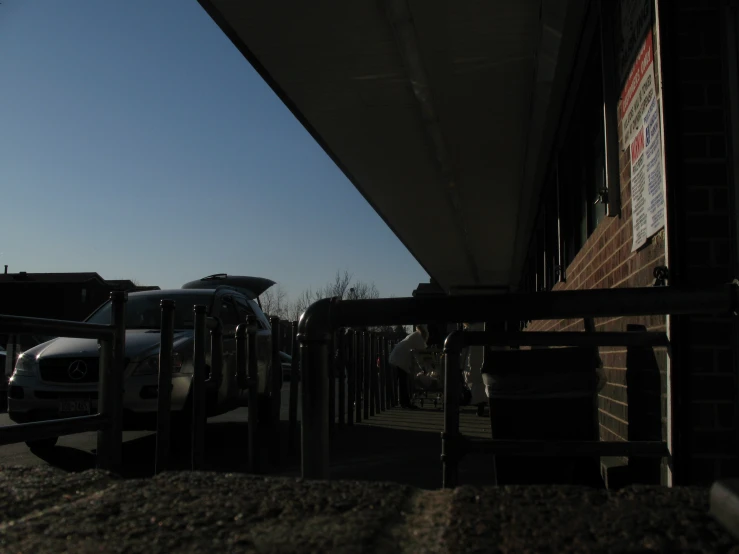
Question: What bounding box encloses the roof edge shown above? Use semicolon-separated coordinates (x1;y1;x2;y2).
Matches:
197;0;436;288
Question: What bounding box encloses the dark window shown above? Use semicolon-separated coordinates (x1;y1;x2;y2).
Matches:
519;16;607;291
219;297;240;326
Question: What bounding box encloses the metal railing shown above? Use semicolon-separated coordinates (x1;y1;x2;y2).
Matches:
297;283;739;481
0;291;128;472
440;328;672;488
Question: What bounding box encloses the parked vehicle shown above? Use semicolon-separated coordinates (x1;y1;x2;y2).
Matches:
8;274;276;449
280;351;295;382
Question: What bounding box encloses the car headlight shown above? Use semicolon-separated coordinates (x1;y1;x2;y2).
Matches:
132;351;184;376
13;353;38;376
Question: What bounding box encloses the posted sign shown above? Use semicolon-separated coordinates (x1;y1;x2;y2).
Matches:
630;97;665;251
621;30;656;149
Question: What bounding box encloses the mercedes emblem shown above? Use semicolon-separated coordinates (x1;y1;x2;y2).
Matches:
67;360;88;381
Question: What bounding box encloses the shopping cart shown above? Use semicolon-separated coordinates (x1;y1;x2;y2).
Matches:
410;348;472;409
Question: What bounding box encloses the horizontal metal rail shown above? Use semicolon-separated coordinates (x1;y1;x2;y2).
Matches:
0;414;108;446
0;315;114;340
465;438;669;457
327;284;738;327
458;331;669;348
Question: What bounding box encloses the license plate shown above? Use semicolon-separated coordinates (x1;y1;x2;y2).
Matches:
59;399;90;414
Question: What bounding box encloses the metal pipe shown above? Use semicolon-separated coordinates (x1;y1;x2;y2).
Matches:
466;438;669;457
363;331;370;420
209;316;223;385
461;331;670;348
235;324;248;390
369;332;376;417
373;334;381;414
442;332;461;489
328;331;336;435
346;329;355;426
333;284;739;327
269;316;282;466
337;330;346;428
0;315;114;340
246;316;260;473
298;298;333;479
191;304;207;470
155;299;175;474
288;321;300;452
355;330;362;423
388;339;397;407
97;291;126;472
379;336;387;412
0;414;107;446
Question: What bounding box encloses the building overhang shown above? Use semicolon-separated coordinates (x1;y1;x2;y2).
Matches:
199;0;590;292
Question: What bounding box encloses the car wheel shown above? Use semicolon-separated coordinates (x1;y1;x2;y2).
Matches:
26;437;58;451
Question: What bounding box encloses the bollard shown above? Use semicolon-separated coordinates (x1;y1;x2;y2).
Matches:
246;316;260;473
97;291;127;473
269;316;282;466
346;329;355;426
363;331;370;420
328;331;336;436
191;305;207;470
288;321;300;453
155;299;175;474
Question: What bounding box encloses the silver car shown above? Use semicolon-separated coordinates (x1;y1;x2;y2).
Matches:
8;275;275;449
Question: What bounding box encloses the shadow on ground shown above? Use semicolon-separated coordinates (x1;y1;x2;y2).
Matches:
28;407;498;489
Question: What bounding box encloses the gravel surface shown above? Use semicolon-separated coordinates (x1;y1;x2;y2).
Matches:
0;466;736;553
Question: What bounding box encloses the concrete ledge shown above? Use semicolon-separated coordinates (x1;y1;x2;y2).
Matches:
0;466;736;553
711;479;739;542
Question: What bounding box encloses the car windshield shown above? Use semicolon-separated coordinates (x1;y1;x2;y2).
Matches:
87;293;214;330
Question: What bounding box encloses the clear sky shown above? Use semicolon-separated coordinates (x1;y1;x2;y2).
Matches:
0;0;429;302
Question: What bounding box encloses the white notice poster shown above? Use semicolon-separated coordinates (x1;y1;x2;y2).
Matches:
631;97;665;251
621;30;656;148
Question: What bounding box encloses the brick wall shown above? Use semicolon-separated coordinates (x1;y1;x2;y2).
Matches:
523;0;738;486
526;8;668;484
662;0;738;485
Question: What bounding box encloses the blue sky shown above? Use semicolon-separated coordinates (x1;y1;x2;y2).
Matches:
0;0;428;302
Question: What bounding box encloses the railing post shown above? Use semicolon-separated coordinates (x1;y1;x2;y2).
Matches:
346;329;355;426
155;299;175;474
210;317;223;386
299;309;331;480
370;332;377;417
328;331;336;436
246;316;260;473
379;335;387;412
387;338;396;408
191;304;207;471
363;331;370;420
442;332;463;489
97;290;126;473
355;330;362;423
269;316;282;466
337;329;346;428
288;321;300;453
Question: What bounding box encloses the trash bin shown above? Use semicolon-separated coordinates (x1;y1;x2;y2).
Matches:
481;346;606;487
